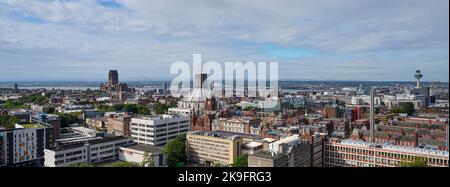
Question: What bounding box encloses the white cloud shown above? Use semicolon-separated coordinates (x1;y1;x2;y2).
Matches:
0;0;448;81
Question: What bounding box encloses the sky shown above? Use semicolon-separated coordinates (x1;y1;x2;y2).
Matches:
0;0;448;82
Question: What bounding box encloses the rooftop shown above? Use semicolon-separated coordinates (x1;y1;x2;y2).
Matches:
336;139;449;157
17;123;46;129
121;144;164;154
188;130;242;140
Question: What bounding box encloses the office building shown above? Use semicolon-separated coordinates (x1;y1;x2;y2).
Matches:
130;114;189;146
44;136;134;167
324;138;449;167
186;131;243;166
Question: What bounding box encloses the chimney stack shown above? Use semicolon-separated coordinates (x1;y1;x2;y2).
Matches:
369;88;375;143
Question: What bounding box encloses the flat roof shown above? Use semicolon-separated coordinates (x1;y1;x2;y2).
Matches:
52;136;131;151
121;144;164;154
188;130;244;140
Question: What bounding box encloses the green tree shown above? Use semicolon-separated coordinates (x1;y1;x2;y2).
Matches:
108;161;141;167
402;102;415;115
43;106;56;114
391;106;403;114
231;154;248;167
142;151;155;167
164;135;186;167
154;102;170;114
96;105;115;112
213;163;226;167
123;104;139;114
137;105;150;115
59;113;82;127
67;162;95;167
0;115;19;129
400;157;428;167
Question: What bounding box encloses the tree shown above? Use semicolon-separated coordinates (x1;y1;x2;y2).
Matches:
137;105;150;115
68;162;95;167
164;135;186;167
108;161;141;167
391;106;403;114
154;102;170;114
400;157;428;167
142;151;155;167
213;163;226;167
0;115;19;129
43;106;56;114
59;113;82;127
402;102;415;115
232;154;248;167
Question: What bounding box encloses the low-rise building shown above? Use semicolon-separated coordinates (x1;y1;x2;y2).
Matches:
104;112;131;137
186;131;243;166
212;116;261;135
324;138;449;167
118;144;167;167
248;135;311;167
44;136;134;167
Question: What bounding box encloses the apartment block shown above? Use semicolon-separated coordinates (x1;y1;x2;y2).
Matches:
0;123;52;167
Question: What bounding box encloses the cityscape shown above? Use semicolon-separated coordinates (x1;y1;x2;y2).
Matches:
0;0;449;173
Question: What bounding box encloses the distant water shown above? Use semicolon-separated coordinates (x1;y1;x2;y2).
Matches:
21;87;99;91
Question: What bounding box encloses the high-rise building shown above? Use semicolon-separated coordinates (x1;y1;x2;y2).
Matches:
0;123;53;167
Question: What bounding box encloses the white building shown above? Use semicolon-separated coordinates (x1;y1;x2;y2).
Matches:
351;95;381;105
118;144;167;167
44;136;134;167
167;107;191;115
130;114;189;146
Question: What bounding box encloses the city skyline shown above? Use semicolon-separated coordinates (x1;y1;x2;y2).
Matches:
0;0;449;82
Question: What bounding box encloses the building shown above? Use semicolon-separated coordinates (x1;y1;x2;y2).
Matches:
212;116;262;135
100;70;130;101
324;138;449;167
8;110;32;123
104;112;131;137
0;123;53;167
31;113;61;147
130;114;189;146
118;144;167;167
171;73;221;132
301;128;325;167
248;135;311;167
186;131;243;166
44;136;134;167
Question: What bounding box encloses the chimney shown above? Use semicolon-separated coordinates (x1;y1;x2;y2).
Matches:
369;88;375;143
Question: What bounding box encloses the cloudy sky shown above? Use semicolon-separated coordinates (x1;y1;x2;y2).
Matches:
0;0;448;82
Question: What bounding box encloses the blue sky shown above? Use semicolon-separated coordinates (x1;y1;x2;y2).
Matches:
0;0;448;82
